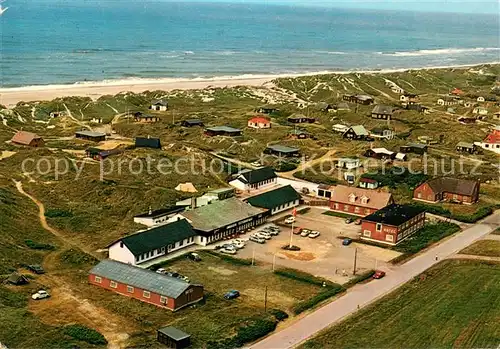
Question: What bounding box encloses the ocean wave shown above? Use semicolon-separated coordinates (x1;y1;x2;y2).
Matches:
213;51;237;56
378;47;500;57
183;51;194;55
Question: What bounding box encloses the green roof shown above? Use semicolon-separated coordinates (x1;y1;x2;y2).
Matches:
181;198;264;232
158;326;190;341
247;185;301;210
118;219;196;256
236;167;277;184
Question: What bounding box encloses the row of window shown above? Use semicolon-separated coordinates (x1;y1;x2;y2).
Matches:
333;203;371;215
273;200;296;212
363;230;394;243
483;143;500;149
250;178;276;189
397;221;425;241
94;276;169;303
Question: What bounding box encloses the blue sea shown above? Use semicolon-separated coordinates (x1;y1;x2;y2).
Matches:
0;0;499;87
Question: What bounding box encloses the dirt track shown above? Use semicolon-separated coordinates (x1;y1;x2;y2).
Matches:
13;180;132;349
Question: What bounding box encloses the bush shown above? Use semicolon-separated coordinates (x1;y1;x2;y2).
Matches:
293;285;345;315
63;324;107;345
274;162;298;172
269;309;289;322
297;207;310;215
45;209;73;218
206;317;277;349
361;167;428;189
322;211;357;220
274;268;335;287
409;203;499;223
25;239;56;251
204;250;253;266
343;270;376;289
59;249;98;268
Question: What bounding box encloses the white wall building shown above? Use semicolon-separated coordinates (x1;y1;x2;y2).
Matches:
229;167;278;192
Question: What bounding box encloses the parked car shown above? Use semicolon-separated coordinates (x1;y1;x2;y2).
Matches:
166;272;180;278
229;239;245;249
156;268;167;274
256;231;272;240
251;161;262;167
345;217;354;224
342;238;353;246
224;290;240;300
220;248;237;255
31;290;50;300
284;216;296;224
27;265;45;274
300;229;312;237
373;270;386;279
308;231;321;238
180;276;191;283
188;252;201;262
293;227;303;235
220;243;237;251
249;235;265;244
354;219;362;225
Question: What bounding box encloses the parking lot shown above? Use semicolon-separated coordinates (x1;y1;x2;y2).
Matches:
237;207;401;283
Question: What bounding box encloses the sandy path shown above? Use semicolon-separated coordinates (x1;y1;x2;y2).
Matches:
13;180;131;349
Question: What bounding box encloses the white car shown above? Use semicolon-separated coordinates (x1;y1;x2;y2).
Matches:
249;235;265;244
308;230;321;238
256;231;272;240
32;290;50;300
229;239;245;249
156;268;167;274
284;216;296;224
220;248;237;255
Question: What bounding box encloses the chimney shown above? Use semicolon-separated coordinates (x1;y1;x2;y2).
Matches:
191;197;197;209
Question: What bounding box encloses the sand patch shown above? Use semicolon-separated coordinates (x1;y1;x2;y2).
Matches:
208;266;237;276
279;251;316;261
96;139;133;150
243;288;297;306
0;151;16;160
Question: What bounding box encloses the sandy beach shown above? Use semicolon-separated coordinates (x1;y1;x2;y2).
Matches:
0;62;497;107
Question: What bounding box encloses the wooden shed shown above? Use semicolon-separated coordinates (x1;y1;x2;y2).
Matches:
157;326;191;348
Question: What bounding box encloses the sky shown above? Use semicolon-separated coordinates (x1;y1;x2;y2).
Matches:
175;0;500;14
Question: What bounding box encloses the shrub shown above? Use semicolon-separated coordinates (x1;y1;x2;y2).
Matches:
274;162;298;172
297;207;311;215
25;239;56;251
293;285;345;315
394;222;460;254
204;250;253;266
45;209;73;218
343;270;376;289
59;249;98;268
269;309;289;322
63;324;107;345
274;268;335;287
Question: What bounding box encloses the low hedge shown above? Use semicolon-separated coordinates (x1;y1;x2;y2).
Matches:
343;269;376;289
204;250;253;266
63;324;107;345
409;203;499;223
206;317;277;349
274;268;334;287
45;209;73;218
25;239;56;251
394;222;460;254
269;309;289;322
293;285;345;315
322;211;358;220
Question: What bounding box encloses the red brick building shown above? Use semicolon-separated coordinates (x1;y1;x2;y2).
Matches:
89;260;203;311
361;204;426;245
329;185;394;216
413;177;480;205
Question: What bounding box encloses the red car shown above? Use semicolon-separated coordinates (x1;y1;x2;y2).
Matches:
373;270;386;279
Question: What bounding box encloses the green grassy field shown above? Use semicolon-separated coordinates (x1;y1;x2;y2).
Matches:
460;240;500;257
301;260;500;349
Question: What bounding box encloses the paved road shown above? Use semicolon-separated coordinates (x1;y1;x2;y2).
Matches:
249;211;500;349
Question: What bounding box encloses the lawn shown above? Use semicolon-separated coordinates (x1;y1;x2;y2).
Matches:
301;260;500;349
460;240;500;257
394;222;460;255
322;210;358;220
64;251;325;348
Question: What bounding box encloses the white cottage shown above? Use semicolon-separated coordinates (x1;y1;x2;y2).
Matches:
229;167;278;192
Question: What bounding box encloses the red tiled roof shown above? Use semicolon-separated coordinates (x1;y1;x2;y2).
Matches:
360;178;378;184
330;185;393;210
11;131;41;145
483;129;500;144
248;117;270;124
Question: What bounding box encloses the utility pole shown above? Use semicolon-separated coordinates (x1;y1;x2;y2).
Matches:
264;286;268;313
289;220;294;248
353;247;358;275
252;247;255;266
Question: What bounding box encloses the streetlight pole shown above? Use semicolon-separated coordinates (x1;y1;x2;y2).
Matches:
353;247;358;275
272;253;276;272
289;220;294;248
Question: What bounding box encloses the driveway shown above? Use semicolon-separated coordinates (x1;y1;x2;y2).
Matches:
248;211;500;349
238;208;400;283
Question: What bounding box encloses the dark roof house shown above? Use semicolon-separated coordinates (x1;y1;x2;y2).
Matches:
371;105;394;119
157;326;191;348
135;137;161;149
363;204;425;226
181;119;204;127
264;144;300;157
246;185;301;210
235;167;277;185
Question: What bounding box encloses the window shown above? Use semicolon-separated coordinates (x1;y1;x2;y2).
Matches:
376;223;382;232
110;281;117;288
386;234;394;242
355;207;360;213
143;291;151;298
120;242;124;248
417;193;422;199
334;203;339;210
363;230;371;237
127;286;134;293
94;276;102;283
344;205;350;211
179;239;184;247
318;189;325;197
157;248;162;254
160;296;167;304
